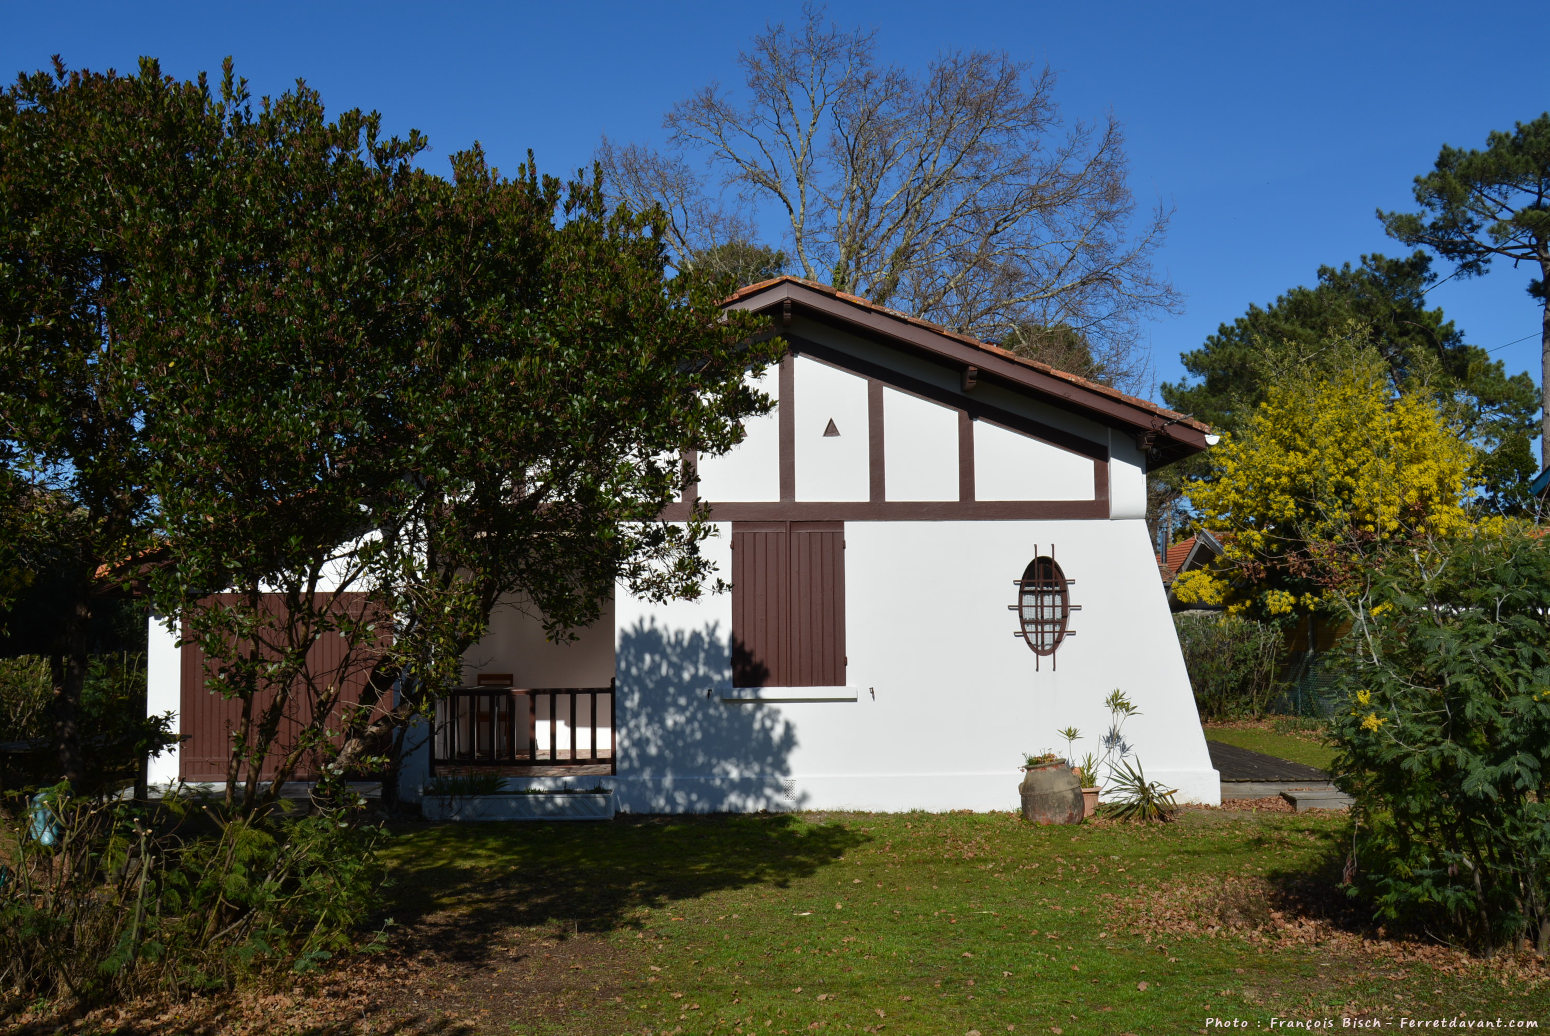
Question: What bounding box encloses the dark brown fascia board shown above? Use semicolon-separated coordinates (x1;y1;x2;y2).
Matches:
726;279;1211;467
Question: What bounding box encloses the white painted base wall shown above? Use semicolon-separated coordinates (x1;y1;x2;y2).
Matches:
609;517;1219;812
166;519;1218;814
145;618;182;787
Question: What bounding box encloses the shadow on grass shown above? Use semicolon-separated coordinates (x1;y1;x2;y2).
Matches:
381;813;868;966
1229;817;1380;937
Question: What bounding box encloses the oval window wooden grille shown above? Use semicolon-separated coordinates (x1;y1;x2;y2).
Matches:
1016;554;1072;666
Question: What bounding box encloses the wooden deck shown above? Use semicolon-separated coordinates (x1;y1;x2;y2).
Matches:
1207;740;1329;782
1208;740;1351;810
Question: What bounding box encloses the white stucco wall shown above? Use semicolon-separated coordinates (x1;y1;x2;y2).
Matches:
145;617;182;787
883;387;958;500
461;595;616;688
1107;432;1149;520
696;365;781;502
610;518;1217;813
974;418;1095;501
794;356;869;501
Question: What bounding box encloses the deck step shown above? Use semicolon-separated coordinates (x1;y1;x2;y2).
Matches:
1219;779;1352;811
1279;786;1354;812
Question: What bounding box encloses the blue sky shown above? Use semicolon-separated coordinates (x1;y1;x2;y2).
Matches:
5;1;1546;406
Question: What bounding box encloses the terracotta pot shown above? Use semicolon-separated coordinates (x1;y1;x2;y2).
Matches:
1018;760;1083;825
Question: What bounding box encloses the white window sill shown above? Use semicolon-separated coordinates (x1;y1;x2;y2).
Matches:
716;686;862;703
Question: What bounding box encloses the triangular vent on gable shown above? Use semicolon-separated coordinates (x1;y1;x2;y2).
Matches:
822;418;840;437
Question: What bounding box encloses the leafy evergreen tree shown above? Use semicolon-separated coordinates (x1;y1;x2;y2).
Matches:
0;59;774;801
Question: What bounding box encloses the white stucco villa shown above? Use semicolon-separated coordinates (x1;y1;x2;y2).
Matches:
147;277;1219;814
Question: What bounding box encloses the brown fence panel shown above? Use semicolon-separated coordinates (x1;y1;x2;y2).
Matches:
178;593;389;782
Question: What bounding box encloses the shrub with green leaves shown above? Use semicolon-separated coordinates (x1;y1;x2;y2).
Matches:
0;781;385;1017
1173;612;1286;720
1106;758;1178;822
1329;526;1550;952
0;655;50;741
0;653;174;793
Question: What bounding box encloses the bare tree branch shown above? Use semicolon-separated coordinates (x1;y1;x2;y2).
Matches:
600;6;1179;392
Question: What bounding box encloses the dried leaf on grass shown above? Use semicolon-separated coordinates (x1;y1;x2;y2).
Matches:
1103;874;1548;986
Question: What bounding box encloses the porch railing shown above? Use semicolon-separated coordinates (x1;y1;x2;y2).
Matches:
431;679;616;772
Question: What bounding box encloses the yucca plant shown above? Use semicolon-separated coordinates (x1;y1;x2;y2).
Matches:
1106;758;1177;822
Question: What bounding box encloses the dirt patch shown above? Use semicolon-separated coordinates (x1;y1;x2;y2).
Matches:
10;917;636;1035
365;915;635;1034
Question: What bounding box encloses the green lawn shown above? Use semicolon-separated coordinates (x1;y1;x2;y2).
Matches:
378;809;1548;1034
1204;721;1338;771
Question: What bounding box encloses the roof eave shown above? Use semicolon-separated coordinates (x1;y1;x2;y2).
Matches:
725;277;1212;467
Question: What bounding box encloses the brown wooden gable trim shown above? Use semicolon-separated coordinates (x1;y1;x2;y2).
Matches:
778;354;795;503
725;277;1212;467
958;409;976;503
660;499;1106;522
791;335;1110;512
790;335;1108;463
672;331;1113;522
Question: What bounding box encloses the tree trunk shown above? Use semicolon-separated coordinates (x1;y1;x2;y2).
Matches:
1540;289;1550;470
48;596;91;787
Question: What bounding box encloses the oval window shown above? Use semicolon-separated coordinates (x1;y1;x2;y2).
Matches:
1017;556;1069;656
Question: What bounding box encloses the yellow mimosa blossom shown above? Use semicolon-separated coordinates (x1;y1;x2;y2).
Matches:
1356;689;1371;706
1361;712;1386;732
1184;339;1475;621
1263;589;1296;616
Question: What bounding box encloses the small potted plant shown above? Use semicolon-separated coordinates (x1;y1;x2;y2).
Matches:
1074;751;1101;819
1055;726;1099;820
1018;749;1082;824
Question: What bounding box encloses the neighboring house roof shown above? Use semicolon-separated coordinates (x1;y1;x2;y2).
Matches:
1156;530;1224;585
723;277;1213;470
1160;536;1196;577
1531;466;1550;499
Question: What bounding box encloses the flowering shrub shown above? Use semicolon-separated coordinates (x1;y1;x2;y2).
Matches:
1180;341;1474;621
1329;526;1550;951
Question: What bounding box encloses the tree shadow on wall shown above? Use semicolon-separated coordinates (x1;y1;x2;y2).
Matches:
615;617;802;813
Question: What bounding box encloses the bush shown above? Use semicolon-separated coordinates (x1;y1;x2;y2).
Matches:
0;780;386;1017
1106;758;1178;822
0;655;51;740
1174;613;1286;720
0;653;175;794
1329;527;1550;952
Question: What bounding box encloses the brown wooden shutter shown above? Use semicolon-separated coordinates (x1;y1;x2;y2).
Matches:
731;521;845;687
